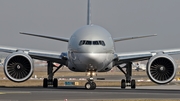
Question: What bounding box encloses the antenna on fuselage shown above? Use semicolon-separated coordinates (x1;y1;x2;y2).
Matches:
87;0;91;25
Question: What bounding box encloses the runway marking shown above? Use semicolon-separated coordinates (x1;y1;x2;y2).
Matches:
0;92;31;94
0;92;6;94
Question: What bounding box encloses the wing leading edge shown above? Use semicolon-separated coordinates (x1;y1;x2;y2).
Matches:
113;34;157;42
114;49;180;65
20;32;69;42
0;46;68;65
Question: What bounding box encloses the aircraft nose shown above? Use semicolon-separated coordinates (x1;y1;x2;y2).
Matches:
77;53;106;70
81;53;101;63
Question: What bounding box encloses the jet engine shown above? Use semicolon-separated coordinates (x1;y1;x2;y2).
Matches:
147;54;177;84
4;52;34;82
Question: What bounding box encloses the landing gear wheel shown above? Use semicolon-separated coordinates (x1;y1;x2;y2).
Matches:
91;82;96;90
85;82;96;90
85;82;91;90
53;78;58;88
121;79;126;89
131;79;136;89
43;78;48;88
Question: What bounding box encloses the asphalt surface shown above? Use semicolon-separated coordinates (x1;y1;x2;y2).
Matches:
0;85;180;101
57;75;148;81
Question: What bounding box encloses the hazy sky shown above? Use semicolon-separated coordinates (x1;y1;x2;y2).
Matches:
0;0;180;54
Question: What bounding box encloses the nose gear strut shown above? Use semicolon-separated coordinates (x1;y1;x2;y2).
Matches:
85;71;97;90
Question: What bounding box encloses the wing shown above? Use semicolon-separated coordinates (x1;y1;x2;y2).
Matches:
114;49;180;65
20;32;69;42
0;46;68;65
113;34;157;42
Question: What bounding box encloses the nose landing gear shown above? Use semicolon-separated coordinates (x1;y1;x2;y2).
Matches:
85;71;97;90
85;79;96;90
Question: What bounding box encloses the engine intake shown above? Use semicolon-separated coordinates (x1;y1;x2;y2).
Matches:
147;54;177;84
4;52;34;82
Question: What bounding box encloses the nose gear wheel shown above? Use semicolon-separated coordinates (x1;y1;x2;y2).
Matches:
85;71;97;90
85;81;96;90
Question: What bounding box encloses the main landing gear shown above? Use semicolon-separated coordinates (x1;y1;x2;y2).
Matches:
117;62;136;89
85;71;96;90
43;61;63;88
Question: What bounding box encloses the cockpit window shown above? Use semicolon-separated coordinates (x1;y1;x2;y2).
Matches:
86;41;92;45
99;41;105;46
79;40;85;45
79;40;105;46
93;41;99;45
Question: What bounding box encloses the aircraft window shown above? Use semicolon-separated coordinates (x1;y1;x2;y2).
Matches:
79;40;105;46
85;41;92;45
99;41;105;46
101;41;105;46
93;41;99;45
79;40;85;45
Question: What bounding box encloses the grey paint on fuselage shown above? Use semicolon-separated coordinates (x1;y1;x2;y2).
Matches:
68;25;115;72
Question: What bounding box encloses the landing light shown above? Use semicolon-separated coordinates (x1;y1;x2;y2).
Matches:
87;72;91;75
92;72;96;76
87;72;96;76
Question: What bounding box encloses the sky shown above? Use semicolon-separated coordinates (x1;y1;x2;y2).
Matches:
0;0;180;55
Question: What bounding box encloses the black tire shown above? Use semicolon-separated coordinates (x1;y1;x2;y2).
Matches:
131;79;136;89
43;78;48;88
85;82;92;90
91;82;96;90
121;79;126;89
53;78;58;88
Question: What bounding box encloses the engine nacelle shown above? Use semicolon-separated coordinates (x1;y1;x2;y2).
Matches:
4;52;34;82
147;54;177;84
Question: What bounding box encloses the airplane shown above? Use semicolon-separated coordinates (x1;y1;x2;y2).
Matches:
132;62;146;71
0;0;179;90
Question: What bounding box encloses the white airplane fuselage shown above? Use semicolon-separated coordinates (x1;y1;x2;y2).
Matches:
67;25;115;72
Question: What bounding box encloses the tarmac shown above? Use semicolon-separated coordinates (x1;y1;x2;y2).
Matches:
0;85;180;101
